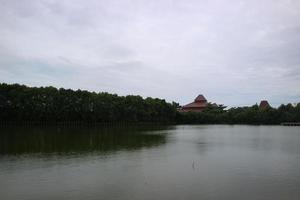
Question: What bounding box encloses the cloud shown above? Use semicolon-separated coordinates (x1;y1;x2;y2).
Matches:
0;0;300;107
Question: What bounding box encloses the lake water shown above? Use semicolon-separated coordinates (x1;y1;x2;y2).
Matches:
0;125;300;200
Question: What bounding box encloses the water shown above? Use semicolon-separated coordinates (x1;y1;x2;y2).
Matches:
0;125;300;200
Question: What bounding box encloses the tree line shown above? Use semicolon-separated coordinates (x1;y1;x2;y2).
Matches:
177;103;300;124
0;83;177;123
0;83;299;124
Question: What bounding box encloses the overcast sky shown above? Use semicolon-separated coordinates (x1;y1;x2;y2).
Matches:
0;0;300;107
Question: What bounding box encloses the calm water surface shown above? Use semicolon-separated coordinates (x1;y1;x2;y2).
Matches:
0;125;300;200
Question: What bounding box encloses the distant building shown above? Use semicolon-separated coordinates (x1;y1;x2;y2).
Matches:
259;100;270;109
179;94;208;112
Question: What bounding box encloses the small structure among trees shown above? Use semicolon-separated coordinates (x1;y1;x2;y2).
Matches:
179;94;208;112
259;100;271;109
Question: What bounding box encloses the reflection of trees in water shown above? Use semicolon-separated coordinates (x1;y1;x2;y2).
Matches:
0;125;172;155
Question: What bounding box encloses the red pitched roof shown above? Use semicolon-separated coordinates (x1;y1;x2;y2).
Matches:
195;94;207;102
182;94;208;108
259;100;270;108
183;102;207;108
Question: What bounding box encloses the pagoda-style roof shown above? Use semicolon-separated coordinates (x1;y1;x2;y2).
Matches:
182;102;207;108
182;94;208;108
259;100;270;108
194;94;207;102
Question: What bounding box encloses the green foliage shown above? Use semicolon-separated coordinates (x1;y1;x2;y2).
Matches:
0;83;177;123
0;83;299;124
177;103;300;125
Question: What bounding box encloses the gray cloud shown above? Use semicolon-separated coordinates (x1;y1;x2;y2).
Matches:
0;0;300;107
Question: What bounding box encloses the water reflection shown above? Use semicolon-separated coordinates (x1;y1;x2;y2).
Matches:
0;125;300;200
0;125;171;155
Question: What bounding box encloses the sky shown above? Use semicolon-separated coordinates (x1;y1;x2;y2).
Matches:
0;0;300;107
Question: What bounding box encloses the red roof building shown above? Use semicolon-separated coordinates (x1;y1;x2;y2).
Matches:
179;94;208;112
259;100;270;109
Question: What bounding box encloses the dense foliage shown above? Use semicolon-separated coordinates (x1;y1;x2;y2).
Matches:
177;103;300;124
0;83;299;124
0;83;177;123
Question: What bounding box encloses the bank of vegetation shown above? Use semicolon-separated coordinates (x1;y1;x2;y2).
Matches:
177;103;300;124
0;83;299;125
